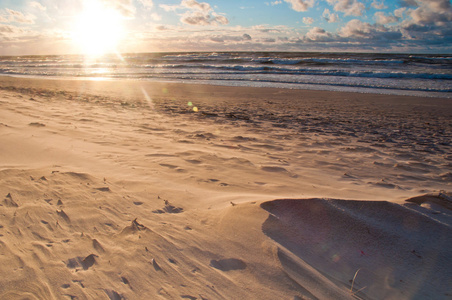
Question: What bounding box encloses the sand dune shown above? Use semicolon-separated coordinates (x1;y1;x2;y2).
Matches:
262;195;452;299
0;76;451;299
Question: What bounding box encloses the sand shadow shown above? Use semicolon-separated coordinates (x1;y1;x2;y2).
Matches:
260;197;452;299
210;258;247;271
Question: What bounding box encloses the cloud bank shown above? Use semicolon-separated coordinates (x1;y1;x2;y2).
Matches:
0;0;451;55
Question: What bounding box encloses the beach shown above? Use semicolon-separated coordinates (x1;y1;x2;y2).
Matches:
0;75;451;299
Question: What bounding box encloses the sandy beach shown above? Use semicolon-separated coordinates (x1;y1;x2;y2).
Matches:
0;76;451;299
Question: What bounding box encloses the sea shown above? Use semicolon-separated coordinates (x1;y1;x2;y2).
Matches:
1;52;451;98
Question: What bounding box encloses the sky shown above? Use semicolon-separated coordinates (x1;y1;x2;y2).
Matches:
0;0;451;55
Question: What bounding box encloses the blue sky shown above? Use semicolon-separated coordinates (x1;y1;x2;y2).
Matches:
0;0;451;55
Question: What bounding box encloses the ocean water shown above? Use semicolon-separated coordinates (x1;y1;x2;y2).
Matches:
1;52;451;98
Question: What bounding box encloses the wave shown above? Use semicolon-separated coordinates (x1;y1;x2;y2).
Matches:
133;64;452;80
138;74;452;93
2;67;451;83
1;52;451;96
119;53;452;70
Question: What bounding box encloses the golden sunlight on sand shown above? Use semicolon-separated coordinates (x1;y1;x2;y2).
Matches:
0;76;451;299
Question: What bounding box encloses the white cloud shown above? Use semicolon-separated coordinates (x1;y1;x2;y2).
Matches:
371;0;387;10
251;25;288;33
259;37;276;43
242;33;252;40
181;11;211;25
163;0;229;26
151;13;161;21
182;0;211;12
326;0;365;16
101;0;136;18
284;0;315;12
209;33;254;43
138;0;154;9
400;0;418;7
339;19;375;38
339;19;402;41
209;35;224;42
322;8;339;22
394;0;452;44
117;19;452;53
212;13;229;25
305;27;333;41
0;24;22;34
303;17;314;24
406;0;452;26
375;12;399;24
160;4;179;12
394;7;407;18
4;8;35;24
29;1;46;11
155;25;168;31
270;1;283;6
181;11;229;26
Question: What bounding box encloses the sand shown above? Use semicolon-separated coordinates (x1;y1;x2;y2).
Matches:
0;76;451;299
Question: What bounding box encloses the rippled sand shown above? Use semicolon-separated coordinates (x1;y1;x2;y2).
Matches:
0;76;451;299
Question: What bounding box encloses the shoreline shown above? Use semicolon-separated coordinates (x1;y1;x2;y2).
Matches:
1;74;451;102
3;74;452;99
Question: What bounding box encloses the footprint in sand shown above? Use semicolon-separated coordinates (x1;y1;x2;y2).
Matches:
153;200;184;214
56;209;70;223
261;166;298;178
205;179;229;186
371;180;399;189
66;254;98;270
92;239;105;253
151;258;162;271
28;122;46;127
261;166;288;173
104;289;124;300
95;187;111;192
159;163;186;172
159;163;178;169
3;193;18;207
185;159;202;164
210;258;247;271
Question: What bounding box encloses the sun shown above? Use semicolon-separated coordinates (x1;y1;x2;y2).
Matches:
71;1;125;56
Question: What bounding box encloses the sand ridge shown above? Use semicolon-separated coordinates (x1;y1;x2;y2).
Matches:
261;196;452;299
0;76;451;299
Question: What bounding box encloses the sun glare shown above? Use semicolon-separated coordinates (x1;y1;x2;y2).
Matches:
71;1;125;56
